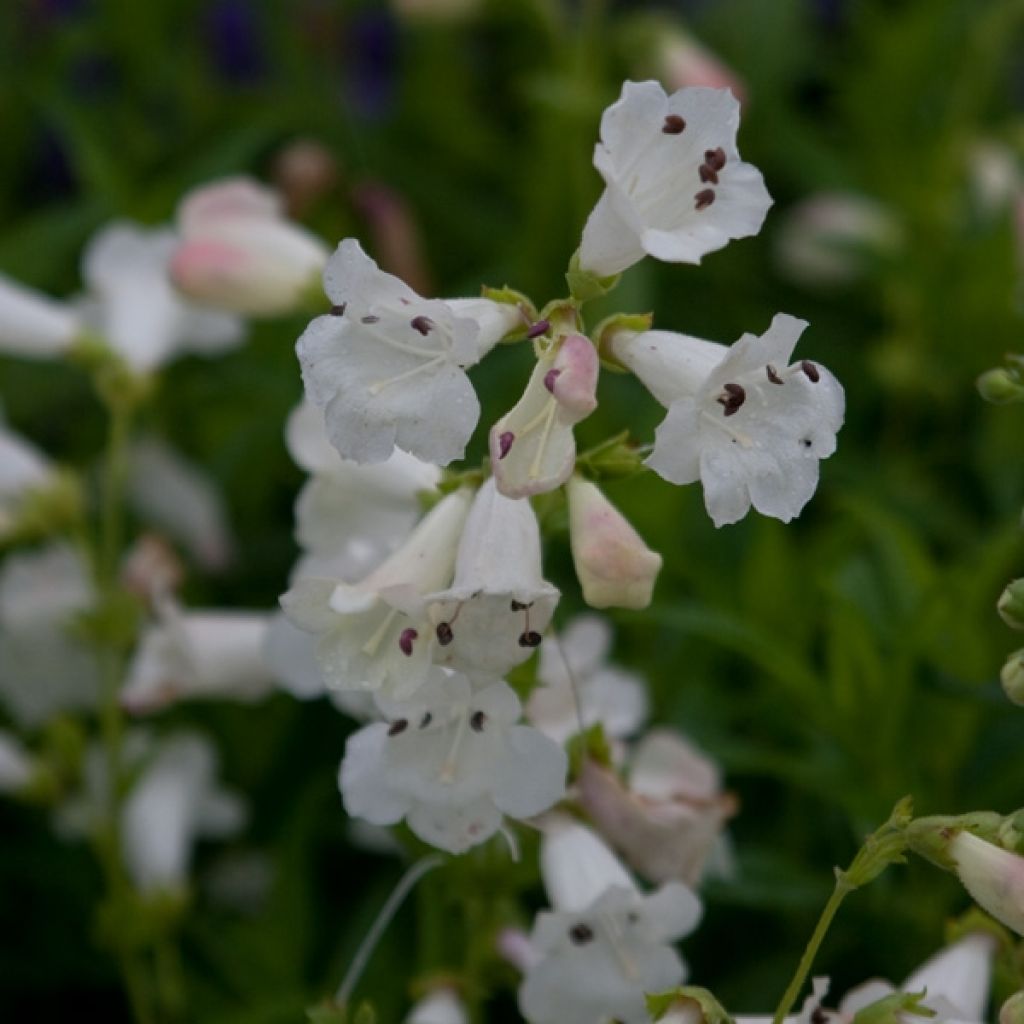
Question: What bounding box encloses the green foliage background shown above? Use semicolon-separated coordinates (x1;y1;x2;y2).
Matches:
1;0;1024;1020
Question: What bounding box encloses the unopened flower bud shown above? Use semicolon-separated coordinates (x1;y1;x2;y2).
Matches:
548;334;599;422
567;476;662;610
1000;991;1024;1024
998;580;1024;631
948;831;1024;936
1002;648;1024;706
977;366;1024;404
171;177;329;316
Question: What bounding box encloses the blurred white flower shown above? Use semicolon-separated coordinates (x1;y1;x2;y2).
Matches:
340;668;567;854
0;543;98;727
171;177;330;316
578;82;772;278
519;820;702;1024
526;614;648;744
428;478;559;680
297;238;517;466
612;314;844;527
489;334;599;499
0;417;58;538
406;987;469;1024
0;729;34;794
0;273;81;359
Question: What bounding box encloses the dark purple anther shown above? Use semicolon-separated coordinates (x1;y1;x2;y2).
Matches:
717;382;746;417
704;147;727;171
510;600;529;611
410;315;434;335
699;164;719;185
497;431;515;460
695;189;716;211
420;711;432;728
527;319;550;340
543;368;562;393
330;303;347;316
398;628;417;656
436;622;454;646
801;360;820;382
766;364;783;385
569;923;595;944
362;314;380;324
518;631;542;648
388;718;408;736
470;710;487;732
662;114;686;134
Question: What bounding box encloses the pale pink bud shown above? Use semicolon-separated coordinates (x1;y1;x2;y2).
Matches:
567;477;662;610
546;333;599;423
657;29;746;104
171;177;329;316
949;831;1024;935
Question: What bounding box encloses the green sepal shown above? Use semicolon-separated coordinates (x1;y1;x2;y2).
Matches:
838;795;913;888
74;589;143;655
592;312;654;371
905;810;1003;871
575;431;646;481
566;250;620;304
1004;647;1024;706
977;365;1024;404
567;723;613;778
998;580;1024;631
944;906;1014;950
647;986;734;1024
69;333;156;411
537;298;581;340
481;285;538;329
0;469;84;548
851;990;936;1024
95;886;190;955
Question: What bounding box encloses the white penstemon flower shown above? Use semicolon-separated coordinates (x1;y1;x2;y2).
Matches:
297;238;520;466
339;667;568;854
0;272;82;358
428;477;560;680
610;313;844;527
519;820;702;1024
578;81;772;278
280;487;473;699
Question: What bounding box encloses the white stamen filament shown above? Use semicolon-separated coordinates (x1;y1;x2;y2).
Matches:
362;607;399;656
439;705;469;783
369;353;447;395
364;320;451;359
701;409;754;447
528;400;558;480
598;912;639;981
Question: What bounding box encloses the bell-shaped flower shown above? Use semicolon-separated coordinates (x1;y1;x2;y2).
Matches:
519;820;702;1024
80;220;244;372
286;401;440;581
428;478;559;679
578;81;772;278
0;273;82;359
612;314;844;527
948;832;1024;936
407;986;469;1024
0;543;98;727
577;729;737;886
171;177;330;316
121;597;275;713
127;438;234;571
0;730;34;795
526;614;648;744
280;487;472;699
339;668;568;854
566;477;662;610
297;238;519;466
490;334;599;498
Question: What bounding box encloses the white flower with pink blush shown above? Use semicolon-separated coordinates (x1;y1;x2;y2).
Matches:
171;177;330;316
578;82;772;278
948;832;1024;936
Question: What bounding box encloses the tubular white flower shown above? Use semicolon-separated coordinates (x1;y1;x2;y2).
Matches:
0;543;99;727
286;401;440;581
171;176;330;316
490;334;599;499
280;487;472;699
0;730;34;794
81;221;244;372
578;82;772;277
121;598;275;713
339;668;568;854
566;477;662;610
407;987;469;1024
0;273;81;358
520;821;702;1024
617;314;844;527
949;832;1024;936
428;478;559;679
298;239;507;466
526;615;648;744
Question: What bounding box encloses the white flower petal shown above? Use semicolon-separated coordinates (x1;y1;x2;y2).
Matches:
0;273;80;358
491;724;569;818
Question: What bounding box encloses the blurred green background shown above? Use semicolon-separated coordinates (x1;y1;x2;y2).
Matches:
2;0;1024;1020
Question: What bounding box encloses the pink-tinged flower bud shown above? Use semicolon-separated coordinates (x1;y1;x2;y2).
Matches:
171;177;329;316
949;831;1024;935
547;333;599;422
657;28;746;103
567;477;662;610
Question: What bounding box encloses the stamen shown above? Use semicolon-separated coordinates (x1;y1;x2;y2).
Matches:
498;431;515;459
569;923;594;944
716;381;746;416
801;360;820;382
361;314;380;324
699;164;719;185
330;303;347;316
519;631;542;648
470;710;487;732
705;147;727;171
527;319;550;339
439;709;469;782
410;315;434;336
543;368;561;393
398;628;418;656
436;622;454;646
510;599;531;611
388;718;408;736
701;409;754;447
368;354;447;395
695;189;716;211
662;114;686;134
420;711;433;728
362;608;399;656
766;364;783;385
527;401;557;480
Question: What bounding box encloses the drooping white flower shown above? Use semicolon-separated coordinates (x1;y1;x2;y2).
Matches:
0;730;34;794
577;728;736;886
406;987;469;1024
171;176;330;316
578;82;772;278
519;820;702;1024
339;668;568;854
280;487;472;699
428;477;559;679
0;273;81;359
79;220;244;372
297;239;519;466
526;614;648;744
286;401;440;581
127;438;234;571
566;477;662;610
0;543;99;727
948;832;1024;936
121;597;275;713
490;334;599;498
612;314;844;527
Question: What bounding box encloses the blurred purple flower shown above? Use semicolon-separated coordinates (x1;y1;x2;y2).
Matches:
346;10;398;120
205;0;267;85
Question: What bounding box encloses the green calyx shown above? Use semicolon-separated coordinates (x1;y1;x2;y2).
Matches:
647;987;734;1024
566;250;621;304
592;311;654;372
